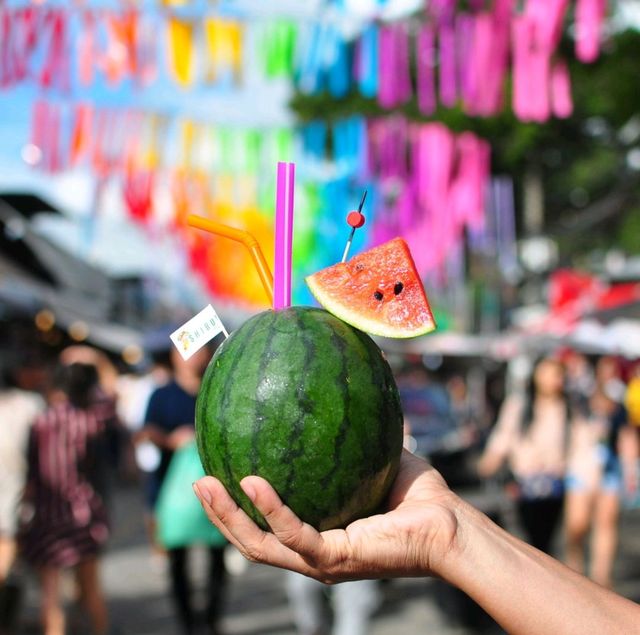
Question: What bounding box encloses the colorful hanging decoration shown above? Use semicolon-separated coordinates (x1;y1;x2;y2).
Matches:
292;0;605;123
24;96;494;308
575;0;607;63
167;16;195;87
261;20;298;79
8;0;608;313
38;7;71;93
204;18;244;85
0;2;608;123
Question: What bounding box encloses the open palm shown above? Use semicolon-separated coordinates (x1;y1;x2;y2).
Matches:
193;450;461;582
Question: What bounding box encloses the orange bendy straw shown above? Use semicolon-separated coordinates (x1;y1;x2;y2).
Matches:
187;215;274;303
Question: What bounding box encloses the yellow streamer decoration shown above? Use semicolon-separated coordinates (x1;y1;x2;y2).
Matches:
180;119;196;170
167;17;194;87
204;18;243;84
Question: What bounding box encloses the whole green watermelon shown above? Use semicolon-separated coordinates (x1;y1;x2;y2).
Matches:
195;306;403;531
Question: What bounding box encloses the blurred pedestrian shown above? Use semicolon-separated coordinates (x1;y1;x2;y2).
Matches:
564;357;639;588
137;346;226;635
478;357;571;554
561;349;595;410
0;366;45;632
285;571;380;635
60;347;123;475
19;362;116;635
595;356;627;406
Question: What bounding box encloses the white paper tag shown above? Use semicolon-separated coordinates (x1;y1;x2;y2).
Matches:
170;304;228;360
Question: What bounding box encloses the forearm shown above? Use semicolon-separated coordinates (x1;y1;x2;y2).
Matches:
442;498;639;635
477;449;505;477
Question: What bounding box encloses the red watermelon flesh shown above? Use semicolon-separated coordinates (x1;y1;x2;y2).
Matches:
306;238;436;338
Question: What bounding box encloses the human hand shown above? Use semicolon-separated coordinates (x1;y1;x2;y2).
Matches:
167;425;195;450
192;450;463;583
133;428;153;446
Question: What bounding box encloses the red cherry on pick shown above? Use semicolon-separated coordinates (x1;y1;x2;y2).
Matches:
347;211;365;228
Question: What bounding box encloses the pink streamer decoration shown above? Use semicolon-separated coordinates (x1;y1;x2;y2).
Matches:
378;25;411;109
30;100;47;165
438;22;457;108
378;26;395;108
575;0;607;63
487;0;513;114
77;10;96;87
526;0;568;51
39;8;70;92
457;14;476;113
511;17;529;121
47;103;62;173
274;162;295;311
137;13;158;87
416;24;436;115
511;0;569;122
395;24;412;106
528;37;551;122
550;60;573;118
0;7;14;88
123;168;154;223
29;100;63;173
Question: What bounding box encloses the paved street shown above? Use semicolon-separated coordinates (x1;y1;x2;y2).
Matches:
15;484;640;635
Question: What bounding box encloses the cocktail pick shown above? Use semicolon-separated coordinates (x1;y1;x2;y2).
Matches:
341;190;367;263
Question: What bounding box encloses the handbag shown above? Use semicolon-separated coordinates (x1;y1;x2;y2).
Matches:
155;441;227;549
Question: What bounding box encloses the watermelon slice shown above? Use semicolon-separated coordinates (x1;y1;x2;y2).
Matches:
306;237;436;338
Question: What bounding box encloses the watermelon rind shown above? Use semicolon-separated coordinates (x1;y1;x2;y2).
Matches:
306;275;437;339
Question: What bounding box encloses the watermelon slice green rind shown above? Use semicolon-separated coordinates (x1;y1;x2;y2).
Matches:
305;238;437;339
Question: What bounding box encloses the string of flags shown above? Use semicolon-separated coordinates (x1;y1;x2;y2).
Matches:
2;0;607;122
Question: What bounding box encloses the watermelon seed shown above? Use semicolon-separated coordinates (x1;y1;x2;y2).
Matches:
355;263;365;271
374;290;384;301
394;282;404;295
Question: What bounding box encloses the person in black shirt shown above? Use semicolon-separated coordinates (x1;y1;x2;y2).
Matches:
140;346;226;635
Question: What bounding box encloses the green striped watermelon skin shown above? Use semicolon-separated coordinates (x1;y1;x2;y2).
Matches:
195;306;403;531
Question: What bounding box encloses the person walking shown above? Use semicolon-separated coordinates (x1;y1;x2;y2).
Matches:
564;358;639;588
478;357;572;554
19;362;116;635
138;346;226;635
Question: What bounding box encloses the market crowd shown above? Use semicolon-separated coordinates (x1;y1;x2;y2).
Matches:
1;344;639;635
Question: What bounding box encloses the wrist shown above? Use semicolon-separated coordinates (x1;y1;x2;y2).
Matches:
431;493;500;585
427;492;477;580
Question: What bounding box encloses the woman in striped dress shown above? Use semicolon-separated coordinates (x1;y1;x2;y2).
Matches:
19;362;116;635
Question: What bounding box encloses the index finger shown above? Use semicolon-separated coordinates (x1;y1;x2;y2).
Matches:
240;476;331;567
193;476;324;577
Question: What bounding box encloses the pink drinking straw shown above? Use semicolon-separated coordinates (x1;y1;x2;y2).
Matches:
273;161;295;311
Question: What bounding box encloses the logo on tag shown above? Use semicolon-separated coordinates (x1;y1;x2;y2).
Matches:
170;305;228;360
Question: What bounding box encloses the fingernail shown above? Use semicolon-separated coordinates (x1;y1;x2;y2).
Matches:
241;480;256;502
193;481;212;507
